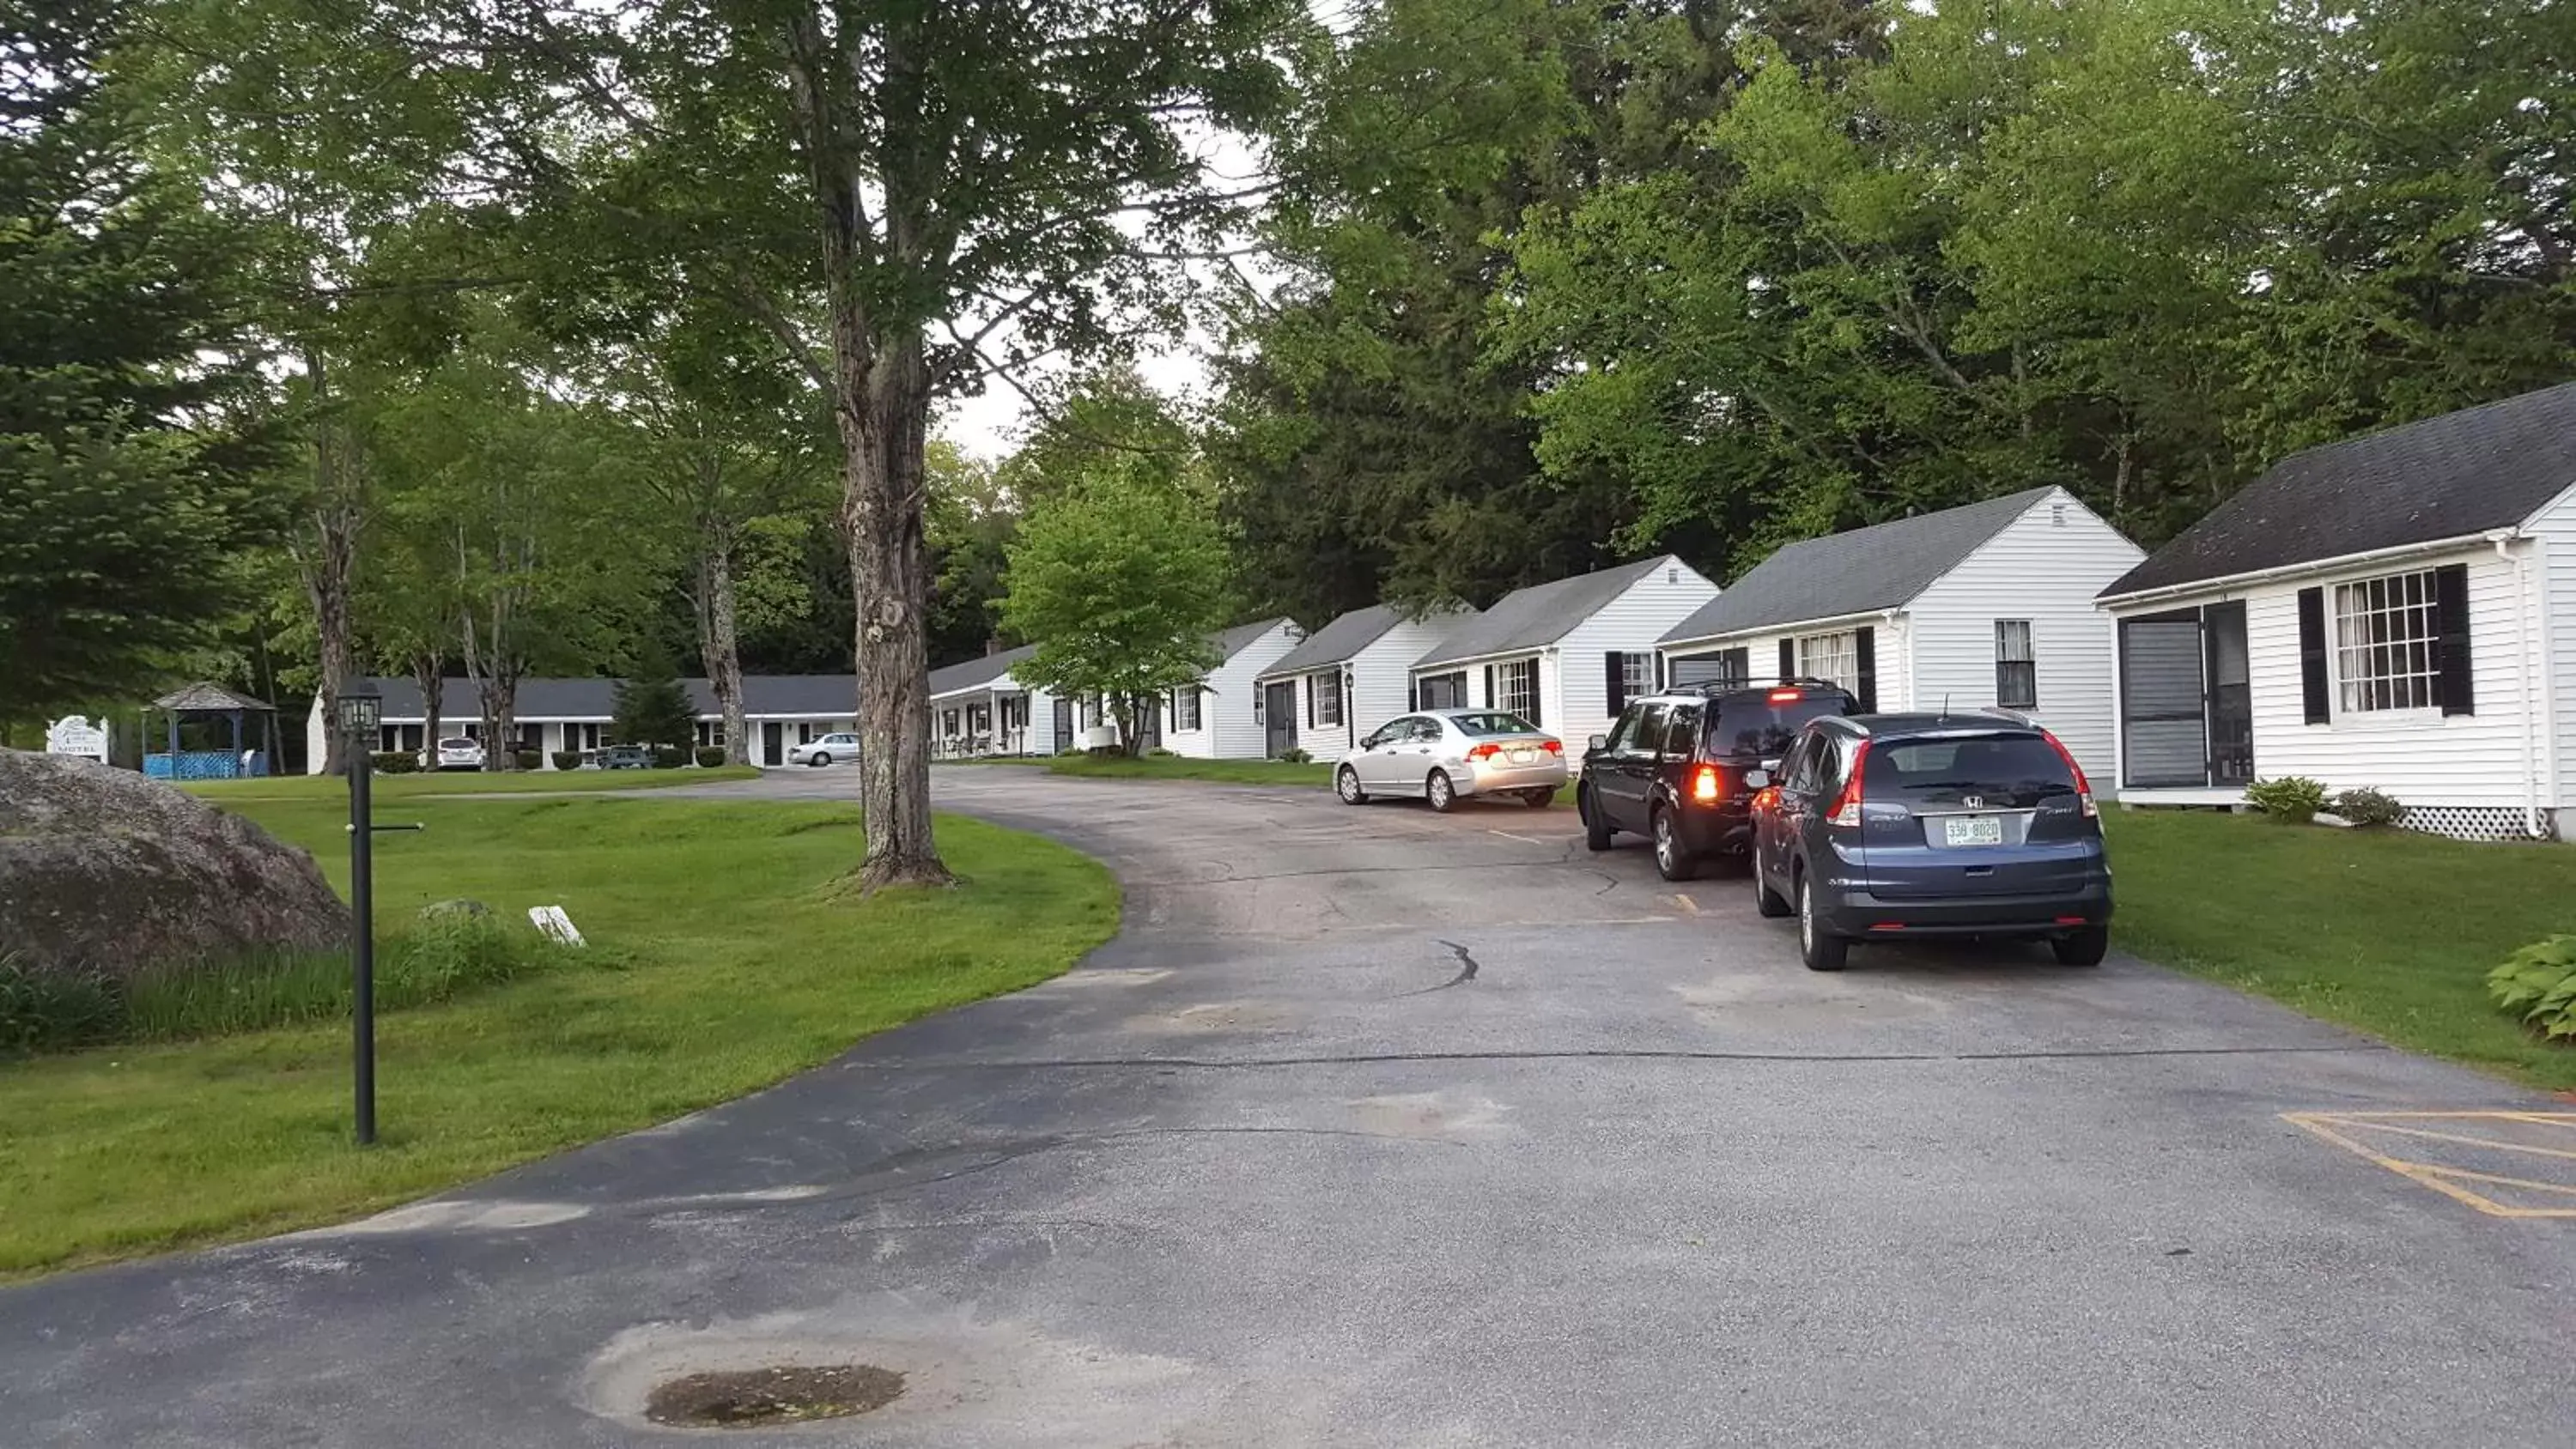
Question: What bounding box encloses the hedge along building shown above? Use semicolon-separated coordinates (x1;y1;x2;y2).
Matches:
1252;603;1475;760
1406;556;1721;753
2099;382;2576;840
1655;487;2144;791
301;676;860;771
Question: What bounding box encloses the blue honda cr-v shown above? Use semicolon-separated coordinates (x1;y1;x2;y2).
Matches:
1749;712;2112;971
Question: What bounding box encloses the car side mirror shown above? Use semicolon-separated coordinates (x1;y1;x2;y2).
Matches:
1745;769;1770;789
1761;757;1783;773
1587;734;1607;754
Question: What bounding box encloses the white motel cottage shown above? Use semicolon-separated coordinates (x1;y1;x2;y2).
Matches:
1253;603;1477;760
1406;555;1721;753
928;645;1058;757
307;676;859;771
1656;486;2145;789
1158;616;1300;759
2099;382;2576;840
930;619;1300;760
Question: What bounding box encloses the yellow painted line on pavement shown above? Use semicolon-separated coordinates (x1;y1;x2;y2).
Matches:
1673;894;1700;914
2283;1111;2576;1219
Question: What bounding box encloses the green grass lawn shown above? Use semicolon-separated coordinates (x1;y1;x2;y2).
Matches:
183;764;762;803
0;793;1115;1278
2111;808;2576;1092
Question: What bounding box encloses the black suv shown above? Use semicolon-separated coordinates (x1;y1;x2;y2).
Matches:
1578;680;1862;882
1751;712;2112;972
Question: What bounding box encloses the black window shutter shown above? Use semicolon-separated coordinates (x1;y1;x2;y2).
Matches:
2434;563;2474;716
1303;676;1314;728
1656;653;1668;689
1407;676;1419;711
1527;665;1541;726
2296;587;2330;724
1606;652;1627;715
1854;627;1878;713
1483;664;1496;707
1777;639;1795;681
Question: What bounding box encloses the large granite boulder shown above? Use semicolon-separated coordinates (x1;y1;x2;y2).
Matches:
0;750;349;983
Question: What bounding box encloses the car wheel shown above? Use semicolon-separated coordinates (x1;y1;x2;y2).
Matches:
1753;845;1792;919
1581;786;1613;852
1336;767;1369;805
1522;788;1554;808
810;752;830;767
1651;808;1699;882
1797;871;1847;972
2052;925;2109;967
1425;770;1455;813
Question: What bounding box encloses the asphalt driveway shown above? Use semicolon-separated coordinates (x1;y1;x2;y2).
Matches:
5;769;2573;1446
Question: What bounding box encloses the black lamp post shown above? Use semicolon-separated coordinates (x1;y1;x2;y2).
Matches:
337;682;382;1145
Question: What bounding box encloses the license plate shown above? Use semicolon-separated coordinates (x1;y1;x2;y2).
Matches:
1509;749;1534;764
1942;815;2004;847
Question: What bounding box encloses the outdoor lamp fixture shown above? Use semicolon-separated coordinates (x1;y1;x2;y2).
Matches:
337;682;386;1146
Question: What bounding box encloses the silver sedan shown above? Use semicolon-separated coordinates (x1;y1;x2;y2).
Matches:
1334;709;1567;812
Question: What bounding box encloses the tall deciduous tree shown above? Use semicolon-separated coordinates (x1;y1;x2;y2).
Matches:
0;0;283;723
1001;458;1231;756
404;0;1310;887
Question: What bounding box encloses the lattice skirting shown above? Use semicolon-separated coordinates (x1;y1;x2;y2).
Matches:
2397;805;2561;843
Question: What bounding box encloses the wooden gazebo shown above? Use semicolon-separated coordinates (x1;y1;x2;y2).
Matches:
143;682;278;780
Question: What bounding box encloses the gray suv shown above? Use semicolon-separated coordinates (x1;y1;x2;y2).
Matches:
1751;712;2111;971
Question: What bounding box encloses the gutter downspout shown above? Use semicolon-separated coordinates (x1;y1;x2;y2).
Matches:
2492;530;2545;840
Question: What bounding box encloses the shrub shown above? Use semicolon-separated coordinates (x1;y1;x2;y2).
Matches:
1279;746;1312;764
693;746;727;768
512;748;542;772
2245;776;2328;822
2488;937;2576;1042
1145;747;1176;759
551;750;584;772
2330;786;2405;828
652;746;688;769
370;750;422;774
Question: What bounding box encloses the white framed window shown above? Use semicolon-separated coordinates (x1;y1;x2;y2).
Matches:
1315;672;1343;727
2334;570;2439;712
1619;652;1656;699
1173;688;1202;731
1498;658;1539;718
1995;621;2037;709
1253;687;1265;724
1796;631;1859;691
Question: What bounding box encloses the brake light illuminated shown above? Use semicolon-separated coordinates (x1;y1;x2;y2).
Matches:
1827;740;1870;828
1540;738;1562;755
2041;731;2098;818
1767;688;1802;703
1691;764;1721;803
1466;743;1501;761
1752;785;1780;814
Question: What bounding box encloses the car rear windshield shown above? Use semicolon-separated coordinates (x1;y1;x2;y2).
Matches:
438;737;475;749
1862;733;2076;808
1704;694;1849;759
1450;712;1539;737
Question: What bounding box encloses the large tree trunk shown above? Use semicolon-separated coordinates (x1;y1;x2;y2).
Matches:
838;335;951;888
696;525;750;767
410;650;442;770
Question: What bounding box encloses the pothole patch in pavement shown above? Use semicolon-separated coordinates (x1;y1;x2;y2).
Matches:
1346;1091;1515;1142
645;1363;904;1428
581;1307;1209;1440
1038;967;1174;989
1673;971;1956;1022
1121;1000;1299;1034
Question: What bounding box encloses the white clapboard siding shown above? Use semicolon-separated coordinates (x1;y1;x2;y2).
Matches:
2528;483;2576;811
1669;619;1922;715
1552;559;1722;748
1165;619;1300;759
1908;489;2144;792
1352;615;1466;737
2217;545;2548;807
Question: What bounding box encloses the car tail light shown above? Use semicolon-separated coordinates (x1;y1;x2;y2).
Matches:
1751;785;1780;814
1466;743;1500;761
1691;764;1721;803
1767;688;1802;703
1826;740;1870;828
2041;731;2097;818
2054;916;2088;925
1540;738;1562;755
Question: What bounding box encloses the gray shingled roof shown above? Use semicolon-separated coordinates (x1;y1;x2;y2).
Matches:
927;645;1035;697
1413;556;1678;669
1260;604;1405;677
154;682;274;712
365;676;857;720
2101;382;2576;599
1213;615;1292;659
1658;488;2055;646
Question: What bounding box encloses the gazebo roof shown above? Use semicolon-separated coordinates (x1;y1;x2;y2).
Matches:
152;682;274;713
